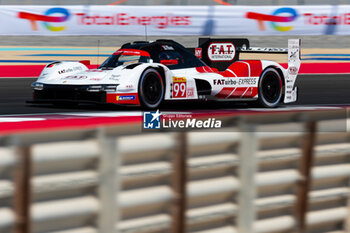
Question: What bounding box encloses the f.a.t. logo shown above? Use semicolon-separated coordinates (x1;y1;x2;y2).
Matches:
17;7;70;32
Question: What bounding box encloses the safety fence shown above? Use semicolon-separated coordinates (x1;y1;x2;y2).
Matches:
0;108;350;233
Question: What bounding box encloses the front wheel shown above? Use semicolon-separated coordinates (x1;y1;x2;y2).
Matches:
257;67;283;108
138;68;164;109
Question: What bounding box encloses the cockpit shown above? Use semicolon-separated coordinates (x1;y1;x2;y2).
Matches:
99;49;151;69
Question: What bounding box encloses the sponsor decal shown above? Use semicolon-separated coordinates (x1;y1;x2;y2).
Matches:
109;74;120;81
89;78;102;81
246;7;298;31
172;77;187;98
63;75;87;79
18;7;70;31
208;43;235;61
238;78;257;85
143;110;222;130
214;79;237;85
86;69;104;72
187;88;194;97
195;48;202;58
106;93;139;104
58;66;82;74
288;66;298;75
303;12;350;26
117;95;136;101
75;13;191;29
289;46;300;63
213;77;257;86
246;7;350;32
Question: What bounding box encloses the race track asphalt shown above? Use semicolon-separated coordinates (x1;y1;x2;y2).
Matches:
0;74;349;115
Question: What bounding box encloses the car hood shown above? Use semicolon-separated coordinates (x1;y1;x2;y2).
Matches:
40;66;128;85
57;69;113;85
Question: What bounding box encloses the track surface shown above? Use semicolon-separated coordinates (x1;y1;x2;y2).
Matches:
0;74;349;115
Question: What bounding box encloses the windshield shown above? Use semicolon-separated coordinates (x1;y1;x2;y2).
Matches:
99;53;151;69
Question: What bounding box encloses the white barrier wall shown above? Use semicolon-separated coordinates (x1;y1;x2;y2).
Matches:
1;110;350;233
0;5;350;35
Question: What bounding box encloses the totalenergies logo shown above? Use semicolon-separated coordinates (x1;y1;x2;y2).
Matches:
246;7;298;32
17;8;70;31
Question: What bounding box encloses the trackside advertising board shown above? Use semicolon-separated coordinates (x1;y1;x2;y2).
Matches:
1;5;350;35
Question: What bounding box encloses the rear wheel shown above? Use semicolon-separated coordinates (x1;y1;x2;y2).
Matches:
138;68;164;109
257;68;283;108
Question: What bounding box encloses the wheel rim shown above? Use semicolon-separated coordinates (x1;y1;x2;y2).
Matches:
142;73;162;105
261;71;281;104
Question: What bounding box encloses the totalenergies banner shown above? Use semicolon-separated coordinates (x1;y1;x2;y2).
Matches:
1;5;350;35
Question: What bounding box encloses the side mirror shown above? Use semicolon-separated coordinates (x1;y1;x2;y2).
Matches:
161;59;178;66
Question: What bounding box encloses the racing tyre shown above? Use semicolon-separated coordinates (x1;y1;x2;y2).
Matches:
257;67;283;108
138;68;164;109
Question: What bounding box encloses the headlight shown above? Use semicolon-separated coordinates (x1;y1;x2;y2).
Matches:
86;85;117;92
104;85;117;92
32;82;44;91
87;85;103;92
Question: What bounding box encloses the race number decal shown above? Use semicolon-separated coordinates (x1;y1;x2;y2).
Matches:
172;77;187;98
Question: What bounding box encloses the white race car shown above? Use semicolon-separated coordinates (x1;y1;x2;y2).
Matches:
31;38;300;109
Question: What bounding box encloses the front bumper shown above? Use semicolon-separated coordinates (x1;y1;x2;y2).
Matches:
32;84;108;104
31;83;140;106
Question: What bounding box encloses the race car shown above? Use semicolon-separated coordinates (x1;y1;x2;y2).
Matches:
30;38;301;109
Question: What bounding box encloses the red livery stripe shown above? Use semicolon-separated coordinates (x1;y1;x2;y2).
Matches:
241;87;258;98
228;87;248;98
215;87;235;98
196;66;216;73
197;61;263;78
225;60;263;77
280;62;350;74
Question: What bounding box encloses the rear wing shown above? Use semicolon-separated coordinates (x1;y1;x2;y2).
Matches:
238;47;288;54
240;39;301;103
284;39;301;103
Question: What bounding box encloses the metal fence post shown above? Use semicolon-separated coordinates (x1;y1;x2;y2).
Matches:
237;123;258;233
171;132;188;233
97;128;120;233
346;177;350;232
14;141;32;233
295;121;317;233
